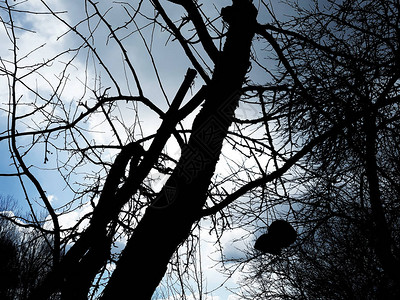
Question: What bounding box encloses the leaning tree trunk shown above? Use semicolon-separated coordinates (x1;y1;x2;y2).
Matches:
29;1;258;299
100;1;257;299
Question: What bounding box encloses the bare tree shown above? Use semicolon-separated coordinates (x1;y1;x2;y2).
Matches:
240;0;400;298
0;196;57;300
0;197;20;300
2;0;398;299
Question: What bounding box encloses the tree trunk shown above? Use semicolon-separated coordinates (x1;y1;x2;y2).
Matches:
100;1;257;298
363;109;400;288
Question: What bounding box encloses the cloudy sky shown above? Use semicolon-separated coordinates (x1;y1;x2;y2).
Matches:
0;0;299;299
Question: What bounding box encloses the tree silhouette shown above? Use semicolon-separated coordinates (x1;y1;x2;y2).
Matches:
0;196;57;300
0;214;19;300
240;0;400;298
1;0;399;299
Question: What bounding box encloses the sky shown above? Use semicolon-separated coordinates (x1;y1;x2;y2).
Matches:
0;0;299;299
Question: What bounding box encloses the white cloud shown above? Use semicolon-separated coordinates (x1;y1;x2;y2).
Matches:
48;194;57;204
192;222;252;300
56;200;93;232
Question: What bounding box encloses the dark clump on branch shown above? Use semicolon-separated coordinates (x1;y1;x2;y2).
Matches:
221;0;256;26
254;220;297;255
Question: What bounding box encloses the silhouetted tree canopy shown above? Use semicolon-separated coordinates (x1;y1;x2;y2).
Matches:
240;0;400;299
0;0;399;299
0;196;57;300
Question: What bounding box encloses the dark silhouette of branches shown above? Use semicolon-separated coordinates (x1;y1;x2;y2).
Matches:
0;196;58;300
240;0;400;298
1;0;399;299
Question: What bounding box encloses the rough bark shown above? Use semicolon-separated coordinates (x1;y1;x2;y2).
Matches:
100;1;258;298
